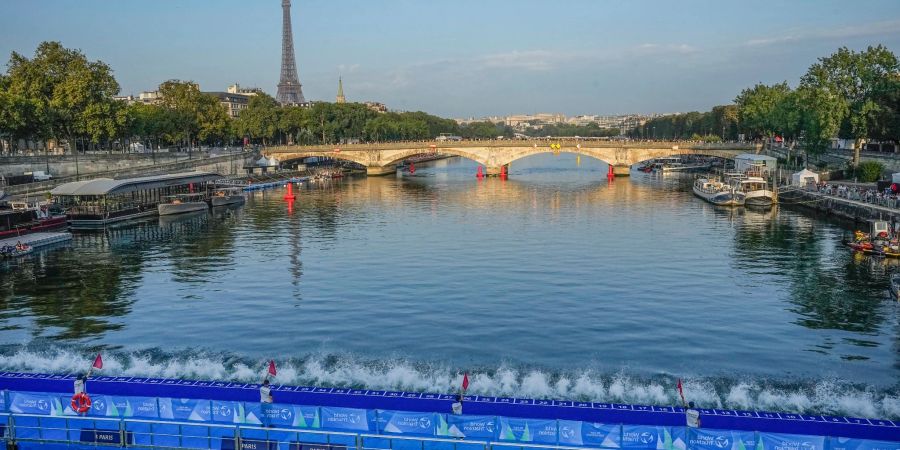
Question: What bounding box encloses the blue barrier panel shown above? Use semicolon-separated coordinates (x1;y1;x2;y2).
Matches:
40;417;69;441
320;407;375;432
8;391;54;415
622;425;687;450
558;420;621;448
1;390;7;412
497;417;558;444
160;397;212;421
125;420;153;446
447;414;497;439
245;403;321;428
211;400;245;424
688;428;757;450
830;438;900;450
759;432;827;450
376;409;440;437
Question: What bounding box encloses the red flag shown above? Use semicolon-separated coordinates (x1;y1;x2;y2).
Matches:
92;354;103;370
462;373;469;391
676;379;686;405
267;360;277;377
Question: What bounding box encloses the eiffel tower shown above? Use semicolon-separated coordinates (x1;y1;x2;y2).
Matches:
276;0;306;105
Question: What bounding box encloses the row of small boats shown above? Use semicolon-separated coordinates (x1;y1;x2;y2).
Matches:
692;173;775;207
844;220;900;298
157;187;246;216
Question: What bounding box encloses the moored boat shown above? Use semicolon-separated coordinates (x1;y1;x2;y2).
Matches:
210;187;245;207
158;193;208;216
0;242;32;258
0;201;67;239
693;177;745;206
728;175;776;207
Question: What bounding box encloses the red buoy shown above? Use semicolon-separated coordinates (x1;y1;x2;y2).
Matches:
607;165;615;181
283;182;296;200
500;165;507;179
476;166;484;179
409;162;416;174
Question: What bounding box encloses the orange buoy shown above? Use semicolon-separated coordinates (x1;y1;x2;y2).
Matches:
71;392;92;414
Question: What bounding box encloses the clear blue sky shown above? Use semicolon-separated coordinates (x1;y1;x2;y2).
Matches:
2;0;900;118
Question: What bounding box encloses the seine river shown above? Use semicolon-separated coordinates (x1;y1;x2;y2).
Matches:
1;154;898;419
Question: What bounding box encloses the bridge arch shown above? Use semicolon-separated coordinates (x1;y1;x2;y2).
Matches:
497;147;617;167
378;147;492;168
268;151;370;168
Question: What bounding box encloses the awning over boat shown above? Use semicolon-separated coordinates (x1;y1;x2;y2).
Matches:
50;171;221;196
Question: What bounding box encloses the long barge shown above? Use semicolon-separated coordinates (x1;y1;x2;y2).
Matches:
0;371;897;450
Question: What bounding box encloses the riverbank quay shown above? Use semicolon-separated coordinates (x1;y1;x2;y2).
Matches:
779;184;900;223
0;372;897;449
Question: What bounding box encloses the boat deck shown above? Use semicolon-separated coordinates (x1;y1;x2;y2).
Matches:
0;231;72;249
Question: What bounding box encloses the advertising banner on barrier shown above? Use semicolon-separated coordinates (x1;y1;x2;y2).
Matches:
497;417;558;444
558;420;621;448
622;425;687;450
759;433;827;450
688;428;757;450
830;438;900;450
159;398;211;422
447;414;497;439
211;400;245;424
8;392;53;415
0;390;6;412
243;403;321;428
376;410;438;436
320;407;375;432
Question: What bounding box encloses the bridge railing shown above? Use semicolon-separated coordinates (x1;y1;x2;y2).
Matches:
265;141;759;153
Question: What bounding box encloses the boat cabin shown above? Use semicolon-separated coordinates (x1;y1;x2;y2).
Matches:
50;171;220;228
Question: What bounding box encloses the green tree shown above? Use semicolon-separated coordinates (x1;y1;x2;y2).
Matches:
800;45;899;165
235;93;280;145
157;80;231;154
867;74;900;143
735;82;792;139
4;41;120;172
856;160;885;182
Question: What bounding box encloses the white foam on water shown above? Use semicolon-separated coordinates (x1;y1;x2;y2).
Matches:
1;346;897;420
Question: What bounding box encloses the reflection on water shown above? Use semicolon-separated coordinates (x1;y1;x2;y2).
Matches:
0;154;898;417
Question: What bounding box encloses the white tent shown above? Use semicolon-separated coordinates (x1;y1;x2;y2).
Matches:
791;169;819;186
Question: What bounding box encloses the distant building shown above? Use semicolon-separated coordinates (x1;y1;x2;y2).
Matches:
364;101;387;113
227;83;263;96
113;95;137;105
138;91;162;105
336;78;346;104
204;92;252;118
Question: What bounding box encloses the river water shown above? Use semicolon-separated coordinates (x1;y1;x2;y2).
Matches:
1;154;898;419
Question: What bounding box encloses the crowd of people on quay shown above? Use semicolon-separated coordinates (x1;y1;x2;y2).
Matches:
814;181;900;209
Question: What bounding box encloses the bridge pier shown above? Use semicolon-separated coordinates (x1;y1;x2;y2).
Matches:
613;164;631;177
366;165;396;176
485;166;504;177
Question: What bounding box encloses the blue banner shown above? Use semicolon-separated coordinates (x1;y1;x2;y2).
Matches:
497;417;558;444
243;403;321;428
446;414;497;439
759;433;827;450
622;425;686;450
830;438;900;450
158;398;211;421
689;428;757;450
211;400;245;424
558;420;621;448
320;407;375;432
0;390;6;412
80;395;156;417
376;410;438;436
8;392;53;415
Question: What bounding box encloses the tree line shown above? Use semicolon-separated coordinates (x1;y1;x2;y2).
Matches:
0;41;524;155
630;45;899;165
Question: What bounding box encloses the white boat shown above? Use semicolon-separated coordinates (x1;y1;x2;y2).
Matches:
158;193;208;216
693;177;745;206
210;187;245;207
728;175;775;207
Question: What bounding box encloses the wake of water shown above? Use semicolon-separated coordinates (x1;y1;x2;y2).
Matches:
1;345;898;420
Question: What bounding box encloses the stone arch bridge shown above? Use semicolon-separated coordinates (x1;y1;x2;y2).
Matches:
263;141;762;176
